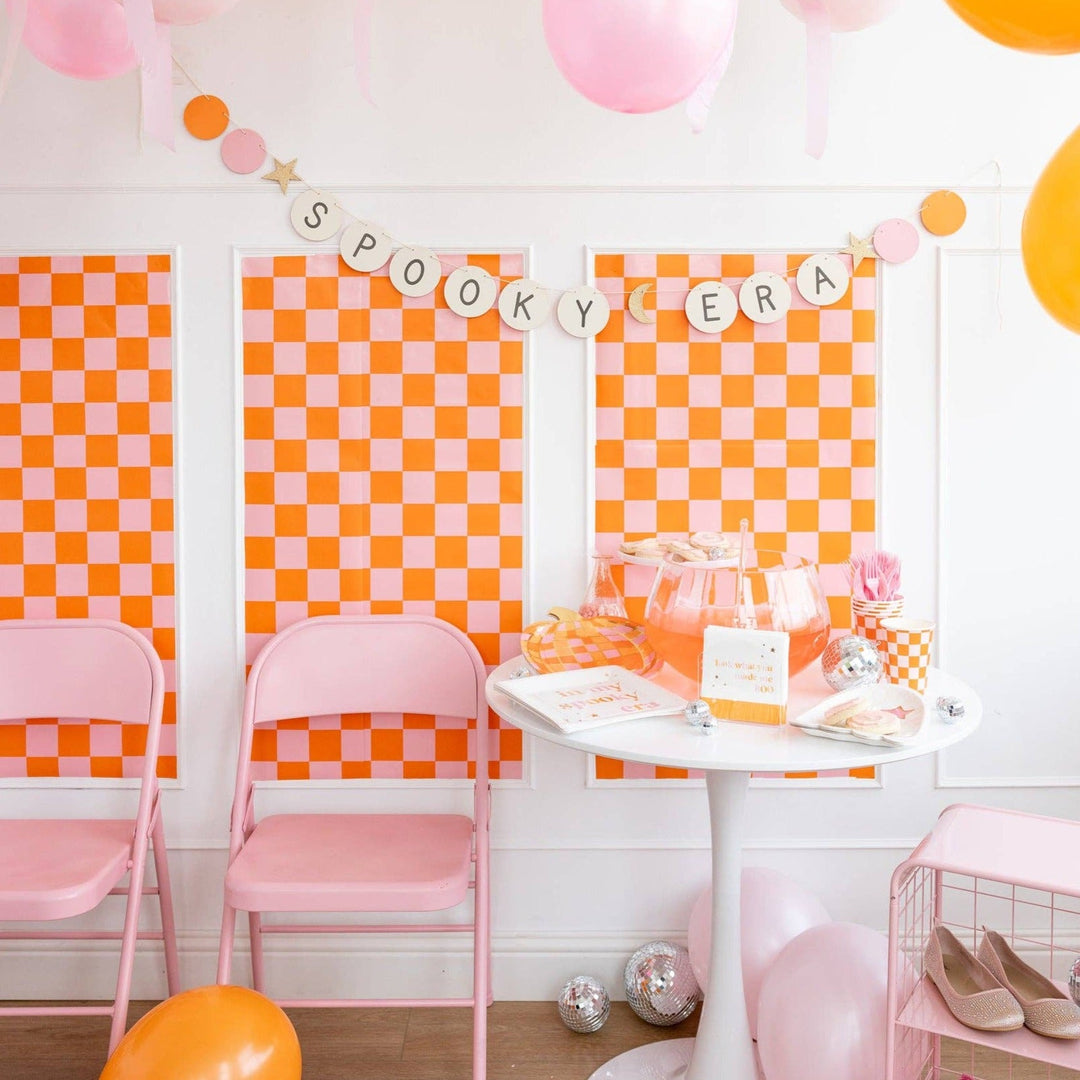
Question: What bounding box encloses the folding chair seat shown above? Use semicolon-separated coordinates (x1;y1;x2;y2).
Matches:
218;615;491;1079
0;619;179;1057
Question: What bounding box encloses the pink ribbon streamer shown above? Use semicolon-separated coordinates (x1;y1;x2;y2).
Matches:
0;0;27;106
685;31;735;135
799;0;831;159
354;0;374;102
124;0;160;71
140;23;174;150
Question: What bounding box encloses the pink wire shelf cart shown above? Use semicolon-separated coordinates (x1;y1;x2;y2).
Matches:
887;804;1080;1080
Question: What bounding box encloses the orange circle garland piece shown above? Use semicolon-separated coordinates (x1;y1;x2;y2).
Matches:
183;94;230;140
921;190;967;237
522;607;658;675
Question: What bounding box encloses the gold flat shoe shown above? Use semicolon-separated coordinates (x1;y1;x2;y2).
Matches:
978;928;1080;1039
924;925;1024;1033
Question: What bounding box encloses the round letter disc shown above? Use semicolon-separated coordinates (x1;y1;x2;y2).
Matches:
557;285;610;338
498;278;552;331
685;281;738;334
795;253;850;307
444;265;498;317
290;190;343;242
388;245;442;297
739;272;791;324
339;220;392;272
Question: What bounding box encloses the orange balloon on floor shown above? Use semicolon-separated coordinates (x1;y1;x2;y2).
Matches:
943;0;1080;53
99;986;301;1080
1023;125;1080;335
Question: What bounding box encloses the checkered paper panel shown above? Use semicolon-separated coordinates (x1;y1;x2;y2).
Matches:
241;252;524;781
0;254;176;779
592;251;878;782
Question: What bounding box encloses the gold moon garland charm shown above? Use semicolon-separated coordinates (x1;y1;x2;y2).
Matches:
627;282;656;324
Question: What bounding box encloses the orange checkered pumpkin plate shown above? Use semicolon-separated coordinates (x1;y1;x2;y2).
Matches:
522;607;658;675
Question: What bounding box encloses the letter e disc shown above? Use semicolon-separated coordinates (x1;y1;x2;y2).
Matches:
739;272;791;324
388;245;442;298
340;220;392;272
290;190;343;242
685;280;737;334
444;265;497;318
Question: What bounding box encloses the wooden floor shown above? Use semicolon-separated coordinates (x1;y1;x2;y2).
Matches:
0;1001;1069;1079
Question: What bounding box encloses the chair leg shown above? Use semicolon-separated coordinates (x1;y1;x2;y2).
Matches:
472;872;490;1079
248;911;265;993
108;846;151;1056
217;902;238;985
151;814;180;996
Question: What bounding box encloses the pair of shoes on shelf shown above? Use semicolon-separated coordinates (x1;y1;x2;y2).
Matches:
925;925;1080;1039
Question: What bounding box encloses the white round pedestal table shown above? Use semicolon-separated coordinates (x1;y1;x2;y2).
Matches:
486;661;981;1080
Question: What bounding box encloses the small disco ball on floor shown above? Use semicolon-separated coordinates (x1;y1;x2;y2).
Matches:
557;975;611;1033
624;941;700;1026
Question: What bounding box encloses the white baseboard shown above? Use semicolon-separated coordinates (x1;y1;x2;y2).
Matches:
0;929;688;1003
2;929;1074;1004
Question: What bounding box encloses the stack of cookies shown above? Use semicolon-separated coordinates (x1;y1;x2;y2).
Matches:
619;532;733;563
819;695;900;736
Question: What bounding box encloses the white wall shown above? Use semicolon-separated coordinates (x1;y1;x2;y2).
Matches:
1;0;1080;1002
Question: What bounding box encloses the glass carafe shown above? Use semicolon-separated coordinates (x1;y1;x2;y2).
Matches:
579;554;628;620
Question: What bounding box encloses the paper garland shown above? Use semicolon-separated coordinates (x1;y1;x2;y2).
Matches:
176;76;968;341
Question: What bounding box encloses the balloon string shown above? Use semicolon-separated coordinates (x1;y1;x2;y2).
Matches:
170;53;1005;307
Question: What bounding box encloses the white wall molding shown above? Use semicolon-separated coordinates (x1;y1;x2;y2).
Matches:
935;248;1080;791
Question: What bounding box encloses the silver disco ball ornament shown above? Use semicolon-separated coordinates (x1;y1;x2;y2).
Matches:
684;699;712;728
558;975;611;1033
624;940;701;1027
1069;958;1080;1006
821;635;883;692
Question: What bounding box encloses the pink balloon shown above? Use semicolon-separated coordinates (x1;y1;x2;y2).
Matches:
542;0;739;113
686;868;830;1039
152;0;242;25
757;923;889;1080
780;0;901;33
17;0;137;80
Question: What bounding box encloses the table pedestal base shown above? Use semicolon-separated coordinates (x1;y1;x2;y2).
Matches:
589;770;758;1080
587;1037;694;1079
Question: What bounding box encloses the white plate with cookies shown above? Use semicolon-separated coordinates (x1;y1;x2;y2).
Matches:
790;683;926;747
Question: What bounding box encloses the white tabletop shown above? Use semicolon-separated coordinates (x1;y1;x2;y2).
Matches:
486;658;981;773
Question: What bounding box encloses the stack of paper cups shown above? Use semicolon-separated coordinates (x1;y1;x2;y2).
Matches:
851;597;905;654
880;617;935;693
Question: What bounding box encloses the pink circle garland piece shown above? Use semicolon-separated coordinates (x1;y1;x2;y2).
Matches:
19;0;138;80
220;128;267;175
872;218;920;264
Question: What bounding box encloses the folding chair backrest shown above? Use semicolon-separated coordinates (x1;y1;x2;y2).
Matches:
0;619;162;728
238;615;490;798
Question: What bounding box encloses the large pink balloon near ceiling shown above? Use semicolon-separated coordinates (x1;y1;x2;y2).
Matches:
17;0;137;79
542;0;739;114
152;0;242;25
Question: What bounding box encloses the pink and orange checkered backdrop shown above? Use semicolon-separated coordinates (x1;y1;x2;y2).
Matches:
0;254;176;779
241;252;524;781
592;251;878;782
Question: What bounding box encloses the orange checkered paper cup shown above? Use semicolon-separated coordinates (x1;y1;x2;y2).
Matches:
851;597;905;653
879;617;934;693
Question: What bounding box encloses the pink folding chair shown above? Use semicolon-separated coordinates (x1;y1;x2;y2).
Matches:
217;614;492;1078
0;619;179;1055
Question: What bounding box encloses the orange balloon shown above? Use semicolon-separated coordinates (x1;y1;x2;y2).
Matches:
943;0;1080;54
1023;124;1080;335
100;986;301;1080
